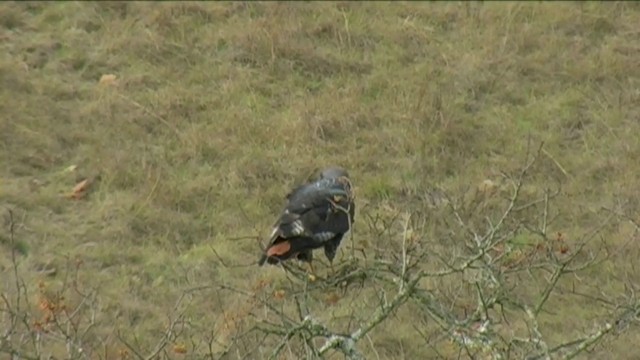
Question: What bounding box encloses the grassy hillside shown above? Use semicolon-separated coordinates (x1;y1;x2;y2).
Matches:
1;2;639;359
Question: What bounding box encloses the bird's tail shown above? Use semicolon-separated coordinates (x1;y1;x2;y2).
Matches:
258;240;292;266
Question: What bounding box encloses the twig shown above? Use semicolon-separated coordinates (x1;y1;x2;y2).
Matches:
268;317;313;360
116;332;145;360
318;270;426;357
534;262;567;317
115;93;184;142
541;148;569;178
144;292;189;360
525;306;550;358
7;209;21;315
209;245;255;268
400;213;411;292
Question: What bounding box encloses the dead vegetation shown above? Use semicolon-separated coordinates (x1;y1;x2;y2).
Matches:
1;2;640;359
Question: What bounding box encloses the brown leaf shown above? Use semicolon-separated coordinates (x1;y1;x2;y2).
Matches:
99;74;118;86
68;176;100;200
325;292;341;306
68;178;91;200
252;278;272;292
491;243;505;255
478;179;498;194
38;298;49;311
273;289;286;300
173;344;187;354
118;349;130;360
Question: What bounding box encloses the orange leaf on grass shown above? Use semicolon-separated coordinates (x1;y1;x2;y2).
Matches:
99;74;118;86
273;290;286;300
325;292;341;306
68;177;95;200
173;344;187;354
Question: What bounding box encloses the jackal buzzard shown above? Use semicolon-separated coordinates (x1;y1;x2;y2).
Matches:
258;167;355;268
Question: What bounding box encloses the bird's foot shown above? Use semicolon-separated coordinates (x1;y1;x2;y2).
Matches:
306;262;317;282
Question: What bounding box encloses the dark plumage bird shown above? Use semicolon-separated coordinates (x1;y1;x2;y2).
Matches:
258;166;356;272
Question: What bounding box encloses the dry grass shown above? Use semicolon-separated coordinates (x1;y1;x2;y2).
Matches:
1;2;640;359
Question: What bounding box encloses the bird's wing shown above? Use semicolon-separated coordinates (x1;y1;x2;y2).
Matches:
267;180;353;245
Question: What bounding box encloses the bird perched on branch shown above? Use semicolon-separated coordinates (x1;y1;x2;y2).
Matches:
258;166;356;275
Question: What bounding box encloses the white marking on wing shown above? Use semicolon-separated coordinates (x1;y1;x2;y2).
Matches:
269;226;279;239
292;220;305;235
